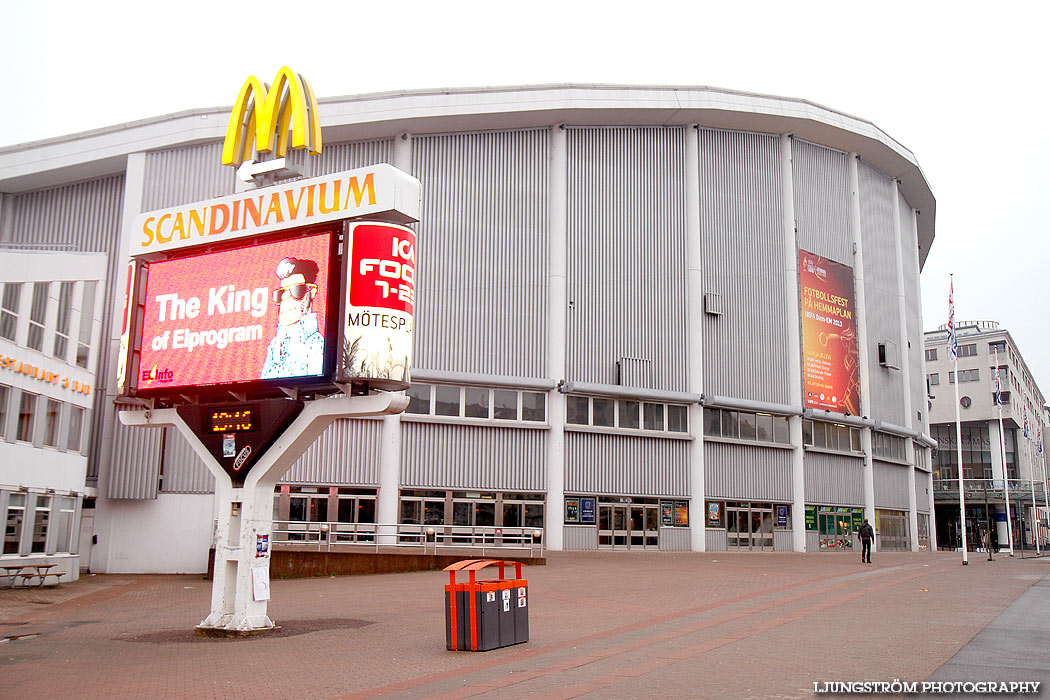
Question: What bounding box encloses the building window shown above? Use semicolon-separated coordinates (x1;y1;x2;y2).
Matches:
44;399;61;448
567;395;688;434
76;281;97;368
3;494;26;554
925;348;937;361
873;431;908;462
406;383;431;414
54;496;76;553
0;384;9;440
27;282;49;352
67;405;85;453
30;496;51;554
929;373;939;386
405;383;546;424
952;369;980;383
706;408;790;445
17;392;37;442
0;283;21;341
803;419;863;454
989;341;1006;355
53;281;74;361
957;343;978;358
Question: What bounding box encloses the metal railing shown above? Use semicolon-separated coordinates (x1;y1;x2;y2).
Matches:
271;521;545;556
933;478;1048;505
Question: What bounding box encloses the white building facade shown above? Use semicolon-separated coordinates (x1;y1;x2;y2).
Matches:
924;321;1049;550
0;84;939;573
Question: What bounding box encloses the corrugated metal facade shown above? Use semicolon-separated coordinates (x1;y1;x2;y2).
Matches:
411;130;549;378
5;175;126;482
707;529;728;551
565;431;689;496
142;143;233;210
792;140;853;265
659;527;690;551
699;128;789;404
106;416;162;499
566;127;687;391
899;190;924;426
874;459;910;510
564;526;598;551
858;162;906;425
704;442;792;501
282;419;383;486
160;429;213;494
401;422;547;491
803;451;864;506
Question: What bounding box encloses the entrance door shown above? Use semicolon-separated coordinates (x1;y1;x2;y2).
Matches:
598;505;629;548
818;513;854;551
727;504;773;550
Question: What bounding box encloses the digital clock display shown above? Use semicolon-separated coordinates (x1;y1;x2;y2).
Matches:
207;407;255;433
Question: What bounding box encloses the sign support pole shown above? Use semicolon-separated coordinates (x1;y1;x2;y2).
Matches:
120;392;407;634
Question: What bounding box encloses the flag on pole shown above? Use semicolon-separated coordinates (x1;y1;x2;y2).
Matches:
947;277;958;362
1039;425;1043;455
1023;404;1030;440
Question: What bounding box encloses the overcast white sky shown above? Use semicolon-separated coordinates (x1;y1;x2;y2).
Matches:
2;1;1048;399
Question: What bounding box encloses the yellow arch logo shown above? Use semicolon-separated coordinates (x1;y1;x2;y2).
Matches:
222;67;322;167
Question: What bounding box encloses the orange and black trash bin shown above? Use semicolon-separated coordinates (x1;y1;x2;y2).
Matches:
443;559;528;651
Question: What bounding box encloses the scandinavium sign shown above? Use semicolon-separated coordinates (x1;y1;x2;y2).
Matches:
133;164;420;256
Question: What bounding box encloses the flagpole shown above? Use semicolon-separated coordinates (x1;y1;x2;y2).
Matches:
1025;409;1039;555
994;348;1014;556
949;275;968;564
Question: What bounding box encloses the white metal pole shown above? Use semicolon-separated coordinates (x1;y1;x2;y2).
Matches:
953;356;968;564
995;397;1014;556
1026;425;1039;554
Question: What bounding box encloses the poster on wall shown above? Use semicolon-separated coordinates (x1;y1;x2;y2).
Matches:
674;501;689;527
564;498;580;523
798;250;860;415
580;497;596;524
135;231;334;392
708;502;721;524
661;501;674;527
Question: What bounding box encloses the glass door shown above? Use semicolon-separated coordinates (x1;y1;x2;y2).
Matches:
727;507;749;549
598;505;629;548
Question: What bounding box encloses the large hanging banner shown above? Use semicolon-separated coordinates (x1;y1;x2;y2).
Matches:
799;250;859;415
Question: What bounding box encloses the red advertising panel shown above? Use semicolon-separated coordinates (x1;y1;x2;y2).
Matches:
799;250;859;415
340;222;415;390
135;231;333;392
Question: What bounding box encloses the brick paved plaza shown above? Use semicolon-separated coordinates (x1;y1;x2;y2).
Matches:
2;551;1047;699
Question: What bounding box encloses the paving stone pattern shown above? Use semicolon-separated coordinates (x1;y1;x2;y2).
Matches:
1;551;1047;699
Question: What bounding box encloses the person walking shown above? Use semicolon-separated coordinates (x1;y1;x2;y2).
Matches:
859;518;875;563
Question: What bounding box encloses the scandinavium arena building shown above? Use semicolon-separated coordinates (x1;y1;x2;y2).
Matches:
0;84;938;574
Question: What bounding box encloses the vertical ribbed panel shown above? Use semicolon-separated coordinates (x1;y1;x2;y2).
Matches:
804;451;864;505
564;526;598;551
142;143;233;210
281;418;383;485
659;527;690;551
706;528;728;551
900;190;924;427
8;175;125;482
699;128;789;404
565;432;688;497
703;442;792;501
299;139;392;178
8;175;125;253
106;415;162;499
874;459;910;509
773;530;795;551
792;140;852;265
412;130;549;377
566;127;687;390
915;470;931;513
401;422;547;491
859;162;905;425
160;428;214;494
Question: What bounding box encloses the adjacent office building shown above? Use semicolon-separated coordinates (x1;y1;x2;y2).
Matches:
0;84;938;572
0;250;106;580
924;321;1048;549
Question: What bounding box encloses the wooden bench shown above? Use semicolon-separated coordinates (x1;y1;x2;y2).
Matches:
18;570;62;587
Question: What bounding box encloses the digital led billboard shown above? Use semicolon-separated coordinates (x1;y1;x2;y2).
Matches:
339;222;415;390
799;249;860;415
135;231;334;393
